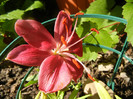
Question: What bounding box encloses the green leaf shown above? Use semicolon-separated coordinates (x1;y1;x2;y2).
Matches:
0;9;24;20
69;82;81;99
125;16;133;45
19;91;22;99
57;90;65;99
0;36;7;52
35;91;41;99
115;95;122;99
25;1;44;12
24;80;38;87
26;74;38;81
47;93;57;99
2;20;16;33
0;0;9;14
122;3;133;21
94;81;112;99
76;21;115;61
125;0;133;2
80;0;115;28
110;32;119;47
41;92;47;99
77;94;92;99
122;2;133;45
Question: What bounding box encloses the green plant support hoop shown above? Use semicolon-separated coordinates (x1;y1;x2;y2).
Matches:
0;14;131;99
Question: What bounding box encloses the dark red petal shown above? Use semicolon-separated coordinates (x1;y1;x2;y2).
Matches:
39;55;72;93
64;57;83;81
7;44;50;66
15;20;56;51
54;11;72;43
68;32;83;57
38;55;83;93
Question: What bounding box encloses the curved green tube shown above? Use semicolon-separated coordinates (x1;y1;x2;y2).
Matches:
0;14;129;99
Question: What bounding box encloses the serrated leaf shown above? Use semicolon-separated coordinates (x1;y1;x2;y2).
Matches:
122;3;133;21
76;21;115;61
122;2;133;45
0;9;24;20
25;1;44;12
80;0;115;28
110;32;119;47
94;81;112;99
125;16;133;45
78;46;98;61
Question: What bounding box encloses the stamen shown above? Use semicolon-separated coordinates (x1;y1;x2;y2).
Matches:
75;58;90;74
65;54;92;81
63;18;69;33
87;74;95;81
67;12;84;43
74;12;84;17
72;59;81;69
91;28;99;34
63;17;67;24
67;31;93;49
61;36;67;46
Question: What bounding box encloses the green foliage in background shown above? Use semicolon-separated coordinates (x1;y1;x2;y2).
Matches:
76;0;130;61
0;0;45;52
1;0;133;62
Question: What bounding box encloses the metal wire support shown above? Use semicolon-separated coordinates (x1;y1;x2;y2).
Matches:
107;37;129;90
0;36;22;61
0;14;130;99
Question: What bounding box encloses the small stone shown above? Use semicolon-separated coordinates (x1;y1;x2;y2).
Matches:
98;63;113;71
7;78;14;84
120;72;130;83
10;83;18;93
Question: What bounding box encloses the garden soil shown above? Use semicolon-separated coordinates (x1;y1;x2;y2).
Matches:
0;42;133;99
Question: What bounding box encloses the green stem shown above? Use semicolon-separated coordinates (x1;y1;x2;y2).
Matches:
0;36;22;61
15;67;34;99
82;43;133;64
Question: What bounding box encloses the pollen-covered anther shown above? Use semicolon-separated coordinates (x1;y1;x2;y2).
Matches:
91;28;99;34
72;59;81;69
74;12;84;17
61;36;67;46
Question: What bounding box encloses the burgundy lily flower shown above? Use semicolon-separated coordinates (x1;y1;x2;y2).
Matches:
6;11;85;93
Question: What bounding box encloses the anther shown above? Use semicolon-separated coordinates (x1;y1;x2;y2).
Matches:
63;18;67;24
61;36;67;46
74;12;84;17
72;59;81;69
91;28;99;34
63;18;69;33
